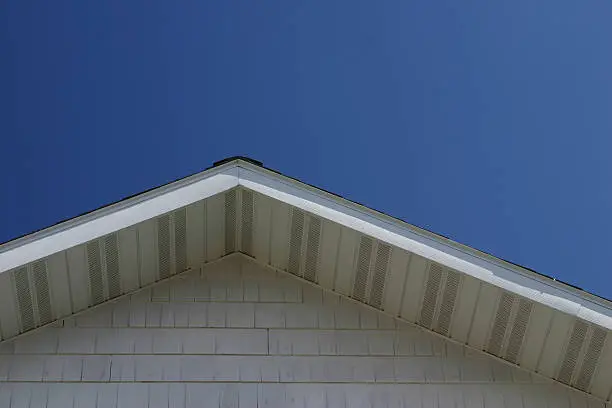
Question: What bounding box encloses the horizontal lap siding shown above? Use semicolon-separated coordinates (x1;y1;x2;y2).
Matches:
0;257;605;408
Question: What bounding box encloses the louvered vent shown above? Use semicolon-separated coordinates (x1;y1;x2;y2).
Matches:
419;262;443;328
368;243;391;309
225;190;237;254
241;189;254;256
435;269;460;335
505;298;533;363
86;241;105;305
104;234;121;298
575;327;607;391
14;267;34;332
174;208;187;273
558;320;588;385
287;209;305;276
157;215;171;279
303;216;321;283
352;236;373;302
487;292;514;355
32;260;52;325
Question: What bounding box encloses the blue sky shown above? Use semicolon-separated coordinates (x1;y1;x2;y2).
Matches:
2;2;611;298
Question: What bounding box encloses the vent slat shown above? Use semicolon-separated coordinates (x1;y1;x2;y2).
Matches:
575;327;607;391
369;243;391;309
287;209;305;276
436;269;460;335
506;298;533;363
419;263;443;328
86;241;104;305
224;190;237;254
487;292;515;355
32;260;52;325
157;215;171;279
241;190;254;256
558;320;588;385
352;236;373;302
14;267;34;332
104;234;121;298
303;216;322;282
174;208;187;273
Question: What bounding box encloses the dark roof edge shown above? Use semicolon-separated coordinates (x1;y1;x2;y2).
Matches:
213;156;263;168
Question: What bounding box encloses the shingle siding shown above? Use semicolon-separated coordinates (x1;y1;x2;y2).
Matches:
0;256;606;407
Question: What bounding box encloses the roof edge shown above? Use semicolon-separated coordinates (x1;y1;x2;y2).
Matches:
2;156;610;324
234;161;612;318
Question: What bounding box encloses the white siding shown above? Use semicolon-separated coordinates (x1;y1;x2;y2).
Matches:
0;256;606;408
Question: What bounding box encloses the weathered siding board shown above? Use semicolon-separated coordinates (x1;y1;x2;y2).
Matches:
0;256;606;408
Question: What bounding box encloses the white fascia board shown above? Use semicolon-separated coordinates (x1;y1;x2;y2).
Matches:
0;164;239;273
237;164;612;330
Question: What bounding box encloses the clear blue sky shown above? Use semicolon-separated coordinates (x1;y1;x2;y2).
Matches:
2;2;611;298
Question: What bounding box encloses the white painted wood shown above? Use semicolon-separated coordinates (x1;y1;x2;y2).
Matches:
318;220;341;290
589;332;612;399
0;255;607;407
47;252;72;319
0;166;237;273
2;159;612;398
239;164;612;331
253;193;272;264
400;254;428;322
4;159;612;341
186;200;205;269
450;275;480;343
117;383;148;408
269;199;290;271
206;193;225;261
137;219;158;286
468;283;500;350
118;227;139;294
334;227;358;296
520;303;555;371
383;248;410;316
47;384;74;408
0;270;20;339
537;311;573;378
66;245;90;313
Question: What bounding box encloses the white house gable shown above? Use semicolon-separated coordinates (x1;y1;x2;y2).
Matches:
0;256;605;407
1;158;612;404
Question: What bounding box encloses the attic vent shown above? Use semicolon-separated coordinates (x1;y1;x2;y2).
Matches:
558;320;588;385
352;236;373;302
241;189;254;256
419;262;443;328
575;327;607;391
174;208;187;273
157;215;171;279
435;269;460;336
87;241;105;305
32;260;52;325
104;234;121;298
487;292;515;355
303;216;321;283
224;190;237;254
368;243;391;309
14;267;34;332
287;209;305;276
505;298;533;363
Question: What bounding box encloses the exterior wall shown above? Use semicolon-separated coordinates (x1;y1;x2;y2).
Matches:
0;256;606;408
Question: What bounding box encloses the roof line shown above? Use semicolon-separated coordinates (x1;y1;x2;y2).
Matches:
1;155;609;308
236;159;612;307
